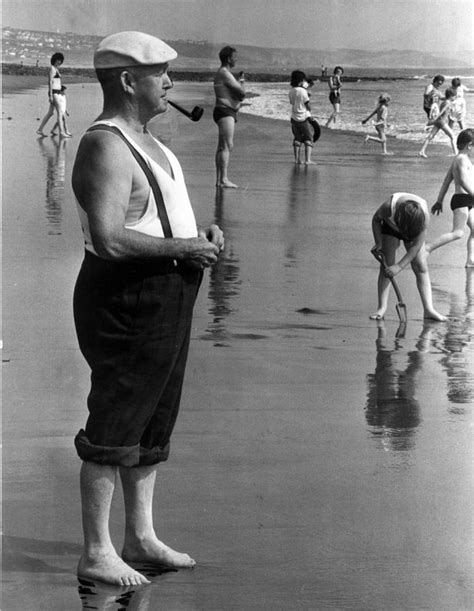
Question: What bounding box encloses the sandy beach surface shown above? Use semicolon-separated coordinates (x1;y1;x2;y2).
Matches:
2;78;473;610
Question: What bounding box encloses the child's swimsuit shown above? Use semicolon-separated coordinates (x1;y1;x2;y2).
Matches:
450;193;474;210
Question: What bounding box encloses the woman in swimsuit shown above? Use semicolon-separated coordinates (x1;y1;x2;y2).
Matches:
419;88;457;158
325;66;343;127
37;52;70;138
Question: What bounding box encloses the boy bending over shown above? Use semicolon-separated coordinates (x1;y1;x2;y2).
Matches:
370;193;446;321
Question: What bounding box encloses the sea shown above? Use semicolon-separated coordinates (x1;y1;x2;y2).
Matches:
239;68;474;144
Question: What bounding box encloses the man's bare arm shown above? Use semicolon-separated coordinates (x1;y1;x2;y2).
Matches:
72;132;219;265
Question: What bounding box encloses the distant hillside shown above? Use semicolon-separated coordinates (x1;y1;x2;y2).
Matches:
2;27;472;71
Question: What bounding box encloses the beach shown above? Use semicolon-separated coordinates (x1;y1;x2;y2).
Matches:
2;77;473;610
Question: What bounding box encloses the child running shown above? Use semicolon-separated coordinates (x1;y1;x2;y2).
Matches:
427;128;474;267
370;192;446;321
419;88;457;158
362;93;392;155
288;70;315;164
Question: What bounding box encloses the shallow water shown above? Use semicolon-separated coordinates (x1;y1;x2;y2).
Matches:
241;77;474;143
2;84;473;609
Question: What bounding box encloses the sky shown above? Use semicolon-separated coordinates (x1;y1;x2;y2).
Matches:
2;0;473;55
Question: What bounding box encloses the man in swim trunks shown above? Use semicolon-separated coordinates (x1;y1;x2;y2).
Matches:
427;128;474;267
213;46;246;188
72;31;224;587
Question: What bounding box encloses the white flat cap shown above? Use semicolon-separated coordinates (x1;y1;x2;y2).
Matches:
94;31;177;69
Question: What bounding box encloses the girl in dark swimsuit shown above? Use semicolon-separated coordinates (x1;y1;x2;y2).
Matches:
37;52;69;137
325;66;343;127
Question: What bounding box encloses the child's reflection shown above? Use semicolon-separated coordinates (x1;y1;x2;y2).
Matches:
365;321;438;452
439;269;474;410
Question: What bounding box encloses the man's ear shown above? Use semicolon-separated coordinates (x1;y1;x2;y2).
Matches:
120;70;135;94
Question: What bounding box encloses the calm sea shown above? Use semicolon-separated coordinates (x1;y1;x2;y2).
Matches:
240;69;474;144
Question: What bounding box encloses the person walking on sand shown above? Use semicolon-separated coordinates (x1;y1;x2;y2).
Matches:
427;129;474;267
419;88;457;158
362;93;392;155
370;192;446;321
72;31;224;587
325;66;343;127
289;70;316;165
50;86;72;137
36;52;70;138
213;46;246;188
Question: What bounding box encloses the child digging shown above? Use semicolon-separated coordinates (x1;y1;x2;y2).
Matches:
370;192;446;321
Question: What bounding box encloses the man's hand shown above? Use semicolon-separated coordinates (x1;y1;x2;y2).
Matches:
185;237;220;269
198;224;225;252
431;201;443;215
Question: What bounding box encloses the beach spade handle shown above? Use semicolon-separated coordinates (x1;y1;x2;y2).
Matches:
168;100;204;122
371;248;407;322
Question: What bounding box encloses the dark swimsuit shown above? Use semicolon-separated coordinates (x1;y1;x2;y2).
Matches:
213;106;238;124
451;193;474;211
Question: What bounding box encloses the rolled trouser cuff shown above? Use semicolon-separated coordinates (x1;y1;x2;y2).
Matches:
74;429;170;467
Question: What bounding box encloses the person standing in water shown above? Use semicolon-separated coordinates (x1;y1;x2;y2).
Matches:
36;52;70;138
72;31;224;587
288;70;315;165
325;66;343;127
213;46;246;188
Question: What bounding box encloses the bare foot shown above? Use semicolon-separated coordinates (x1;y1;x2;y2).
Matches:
77;551;150;587
369;312;385;320
382;152;394;156
423;310;447;322
304;160;317;165
425;243;432;255
36;130;46;137
465;261;474;268
122;537;196;569
60;132;72;138
418;151;428;158
217;180;238;188
364;135;370;143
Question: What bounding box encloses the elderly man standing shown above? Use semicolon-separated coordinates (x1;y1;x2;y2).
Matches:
72;31;224;586
213;46;246;188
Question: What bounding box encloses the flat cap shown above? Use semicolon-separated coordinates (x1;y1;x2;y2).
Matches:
94;31;177;69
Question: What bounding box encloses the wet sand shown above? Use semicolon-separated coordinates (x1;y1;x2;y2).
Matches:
2;79;473;609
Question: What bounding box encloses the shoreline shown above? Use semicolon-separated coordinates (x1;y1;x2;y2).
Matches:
2;62;442;87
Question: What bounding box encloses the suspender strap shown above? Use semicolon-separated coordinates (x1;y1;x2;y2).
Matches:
87;124;173;239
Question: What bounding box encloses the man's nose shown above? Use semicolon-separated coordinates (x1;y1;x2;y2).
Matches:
164;73;174;89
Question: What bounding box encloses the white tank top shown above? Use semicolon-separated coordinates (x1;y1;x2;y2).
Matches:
76;121;198;255
387;192;428;232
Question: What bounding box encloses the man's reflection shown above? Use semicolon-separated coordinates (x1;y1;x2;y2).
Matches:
77;564;176;610
206;188;241;343
37;136;67;235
